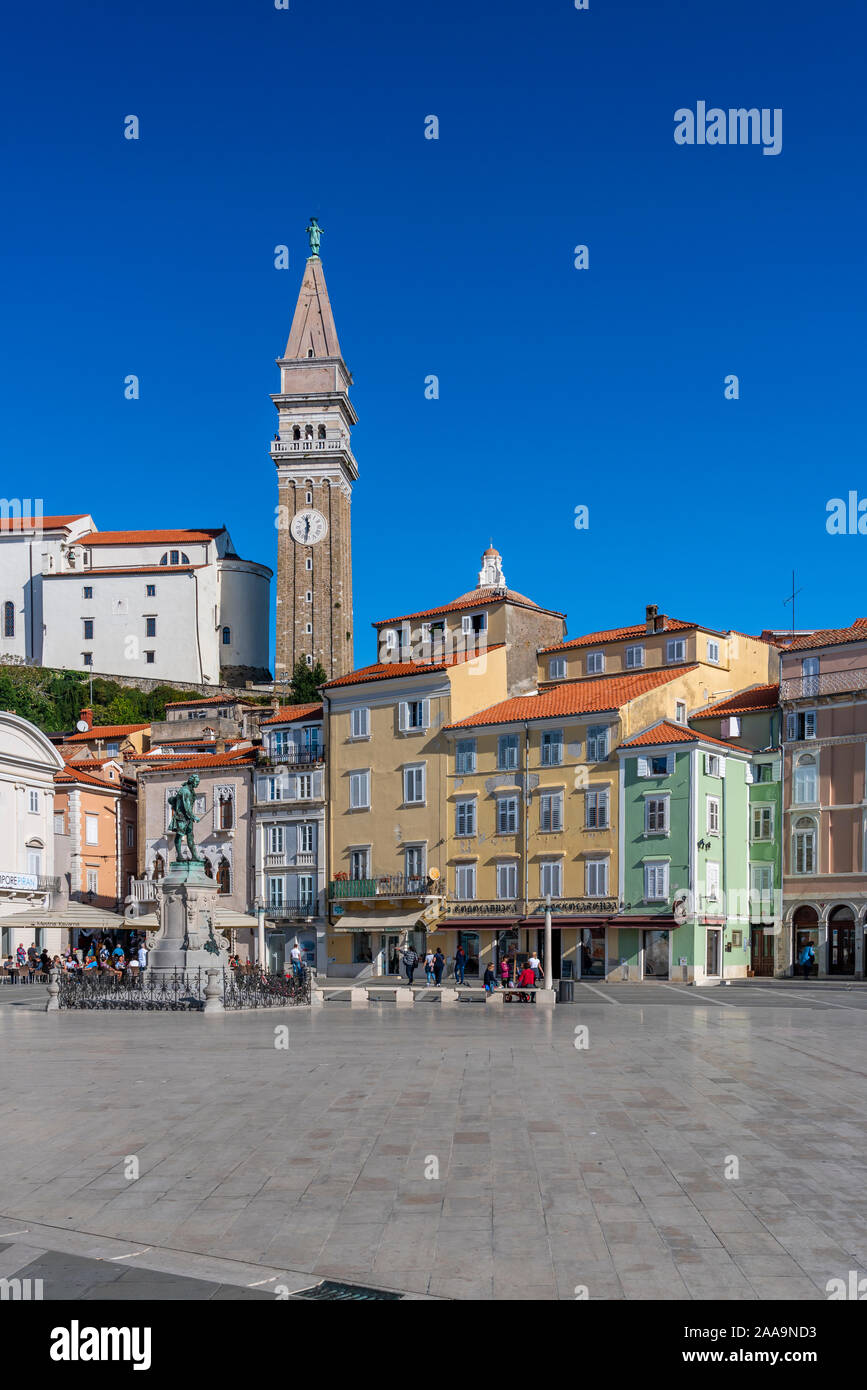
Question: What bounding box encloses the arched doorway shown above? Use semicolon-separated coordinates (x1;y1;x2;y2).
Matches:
827;906;855;976
792;905;819;978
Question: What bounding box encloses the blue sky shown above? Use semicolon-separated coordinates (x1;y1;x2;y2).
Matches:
2;0;865;665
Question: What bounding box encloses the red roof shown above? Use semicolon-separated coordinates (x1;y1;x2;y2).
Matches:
139;750;256;772
692;684;780;718
65;723;149;742
55;764;124;790
540;618;701;655
81;529;222;546
787;620;867;652
0;514;88;532
324;646;505;689
374;590;565;628
259;703;323;726
163;694;255;709
618;720;748;753
444;667;695;729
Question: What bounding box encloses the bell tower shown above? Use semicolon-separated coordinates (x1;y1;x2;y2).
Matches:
272;223;357;682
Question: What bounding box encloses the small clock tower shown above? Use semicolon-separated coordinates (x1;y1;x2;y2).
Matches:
272;226;357;683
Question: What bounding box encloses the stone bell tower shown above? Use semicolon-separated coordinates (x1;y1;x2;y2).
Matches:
272;222;357;682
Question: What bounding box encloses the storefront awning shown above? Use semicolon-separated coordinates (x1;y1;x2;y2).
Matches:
0;903;128;930
330;910;425;932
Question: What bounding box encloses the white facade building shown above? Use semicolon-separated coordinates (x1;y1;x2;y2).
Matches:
0;709;65;958
0;514;271;685
253;704;327;975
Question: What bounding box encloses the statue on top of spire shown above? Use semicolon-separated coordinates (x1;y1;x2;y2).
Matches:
306;217;323;258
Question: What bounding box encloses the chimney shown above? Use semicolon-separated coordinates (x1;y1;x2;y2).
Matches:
215;736;227;755
645;605;658;635
80;707;93;730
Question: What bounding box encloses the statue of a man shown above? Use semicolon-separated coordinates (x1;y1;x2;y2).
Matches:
168;774;204;863
307;217;323;258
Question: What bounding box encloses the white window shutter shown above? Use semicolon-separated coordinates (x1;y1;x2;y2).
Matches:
718;757;726;779
637;756;649;778
398;702;408;732
462;615;472;633
745;764;754;784
772;759;782;782
703;753;710;775
421;699;430;728
666;754;675;775
786;713;796;739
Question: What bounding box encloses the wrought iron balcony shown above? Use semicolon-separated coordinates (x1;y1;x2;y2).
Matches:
266;746;326;766
781;669;867;701
329;874;444;900
266;905;318;920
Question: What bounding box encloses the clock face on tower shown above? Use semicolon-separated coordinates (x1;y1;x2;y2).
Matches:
290;508;328;546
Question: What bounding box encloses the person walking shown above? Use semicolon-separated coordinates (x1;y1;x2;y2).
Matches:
453;944;467;985
289;941;305;978
402;944;419;985
433;948;445;986
798;941;816;981
424;949;436;985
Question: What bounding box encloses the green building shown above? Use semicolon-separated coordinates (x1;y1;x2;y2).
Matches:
689;684;782;976
615;719;753;982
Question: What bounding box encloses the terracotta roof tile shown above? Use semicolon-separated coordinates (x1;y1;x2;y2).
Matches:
618;720;748;753
324;646;504;689
787;620;867;652
44;565;203;577
259;703;324;726
139;750;256;773
374;590;565;627
65;724;149;742
55;764;124;789
444;667;695;729
540;618;700;655
163;694;256;708
0;514;88;532
692;684;780;717
82;529;222;546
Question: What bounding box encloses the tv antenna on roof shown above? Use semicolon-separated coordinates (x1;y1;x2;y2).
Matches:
783;570;803;643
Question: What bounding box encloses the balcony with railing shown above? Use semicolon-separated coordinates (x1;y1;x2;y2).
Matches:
265;745;326;767
270;438;344;456
266;903;318;921
329;874;444;901
781;668;867;701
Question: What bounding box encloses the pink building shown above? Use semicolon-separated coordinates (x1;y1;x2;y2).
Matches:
781;618;867;978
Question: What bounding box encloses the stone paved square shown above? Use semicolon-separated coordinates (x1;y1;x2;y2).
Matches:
2;983;867;1301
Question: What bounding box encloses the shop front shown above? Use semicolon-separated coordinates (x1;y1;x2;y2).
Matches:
326;906;429;978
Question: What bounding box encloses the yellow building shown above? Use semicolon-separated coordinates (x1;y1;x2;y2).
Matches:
437;606;779;982
321;546;564;977
539;605;778;697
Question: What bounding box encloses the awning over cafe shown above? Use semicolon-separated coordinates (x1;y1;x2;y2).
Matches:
0;903;128;930
330;910;426;933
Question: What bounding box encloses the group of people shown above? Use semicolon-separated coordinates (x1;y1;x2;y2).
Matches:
399;943;543;992
1;936;148;984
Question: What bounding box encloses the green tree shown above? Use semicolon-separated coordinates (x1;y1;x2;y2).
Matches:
288;659;327;705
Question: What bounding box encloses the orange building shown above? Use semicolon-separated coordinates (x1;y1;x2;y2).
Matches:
53;760;138;914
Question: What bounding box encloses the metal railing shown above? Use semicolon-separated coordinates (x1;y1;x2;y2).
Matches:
781;669;867;700
329;874;444;900
57;967;310;1010
267;746;326;766
266;905;317;920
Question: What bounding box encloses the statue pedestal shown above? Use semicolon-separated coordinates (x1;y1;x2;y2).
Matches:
147;861;229;977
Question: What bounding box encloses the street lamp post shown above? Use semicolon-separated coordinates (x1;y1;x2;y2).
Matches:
544;892;553;991
255;897;266;971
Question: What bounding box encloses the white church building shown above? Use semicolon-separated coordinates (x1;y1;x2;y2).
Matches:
0;512;271;686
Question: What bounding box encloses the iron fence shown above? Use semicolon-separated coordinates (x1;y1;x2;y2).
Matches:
57;967;311;1010
223;969;310;1008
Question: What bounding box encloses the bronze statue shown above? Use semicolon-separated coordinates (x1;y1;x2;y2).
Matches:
307;217;323;257
168;774;204;863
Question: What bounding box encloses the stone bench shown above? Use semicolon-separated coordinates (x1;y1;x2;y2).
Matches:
311;983;555;1009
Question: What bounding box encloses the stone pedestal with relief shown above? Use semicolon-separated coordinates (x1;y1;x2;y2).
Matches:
146;862;230;976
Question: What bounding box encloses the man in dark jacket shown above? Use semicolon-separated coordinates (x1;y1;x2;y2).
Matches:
433;948;445;985
402;945;419;984
453;944;467;984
